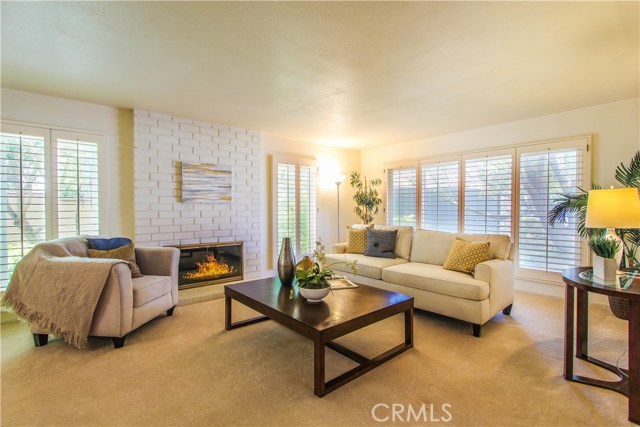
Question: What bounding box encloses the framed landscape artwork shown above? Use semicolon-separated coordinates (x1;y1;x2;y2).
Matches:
181;162;232;203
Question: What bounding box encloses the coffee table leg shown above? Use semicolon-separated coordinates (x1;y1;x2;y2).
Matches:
225;295;232;331
314;337;326;397
405;307;414;347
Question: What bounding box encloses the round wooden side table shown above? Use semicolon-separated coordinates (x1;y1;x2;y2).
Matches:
562;267;640;424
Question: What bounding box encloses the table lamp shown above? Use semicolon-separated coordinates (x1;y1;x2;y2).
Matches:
585;187;640;276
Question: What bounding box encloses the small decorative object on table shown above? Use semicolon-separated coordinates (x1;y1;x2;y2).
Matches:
588;236;620;282
295;240;358;303
277;237;296;287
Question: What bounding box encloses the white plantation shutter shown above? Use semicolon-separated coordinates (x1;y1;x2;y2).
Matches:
298;164;317;255
387;164;417;227
0;124;103;290
0;127;48;289
463;152;514;236
273;156;317;260
55;134;100;237
421;159;459;232
518;141;588;276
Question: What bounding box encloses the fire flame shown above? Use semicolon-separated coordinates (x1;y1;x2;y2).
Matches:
183;254;237;280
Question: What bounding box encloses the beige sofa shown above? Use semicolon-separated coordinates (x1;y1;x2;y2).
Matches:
327;226;514;337
32;242;180;348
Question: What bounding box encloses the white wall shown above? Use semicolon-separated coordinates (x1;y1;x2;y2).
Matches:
362;98;639;186
261;135;361;272
132;110;262;279
0;88;134;238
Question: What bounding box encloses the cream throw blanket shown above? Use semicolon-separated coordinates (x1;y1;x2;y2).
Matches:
1;237;124;348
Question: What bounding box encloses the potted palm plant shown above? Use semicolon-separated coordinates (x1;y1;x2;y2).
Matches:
549;151;640;319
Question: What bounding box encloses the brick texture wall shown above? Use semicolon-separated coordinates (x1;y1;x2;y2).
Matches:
133;110;262;278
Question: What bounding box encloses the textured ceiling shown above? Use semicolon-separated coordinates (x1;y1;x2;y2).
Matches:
1;1;638;149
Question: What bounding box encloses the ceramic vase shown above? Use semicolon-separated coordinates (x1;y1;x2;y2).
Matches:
593;255;617;282
277;237;296;286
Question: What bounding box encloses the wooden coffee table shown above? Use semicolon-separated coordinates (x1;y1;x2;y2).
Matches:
224;277;414;397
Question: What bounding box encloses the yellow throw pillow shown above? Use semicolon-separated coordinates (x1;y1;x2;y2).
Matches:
443;238;490;274
87;243;143;278
346;228;367;254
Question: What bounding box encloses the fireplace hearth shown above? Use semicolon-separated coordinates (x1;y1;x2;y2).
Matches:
170;242;243;289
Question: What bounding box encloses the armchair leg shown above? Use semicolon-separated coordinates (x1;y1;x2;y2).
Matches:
33;333;49;347
166;305;176;317
472;324;482;338
503;304;513;315
112;335;127;349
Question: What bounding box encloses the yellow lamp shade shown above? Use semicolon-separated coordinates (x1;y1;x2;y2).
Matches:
585;188;640;229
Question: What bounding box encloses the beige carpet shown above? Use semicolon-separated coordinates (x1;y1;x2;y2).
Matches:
0;290;633;426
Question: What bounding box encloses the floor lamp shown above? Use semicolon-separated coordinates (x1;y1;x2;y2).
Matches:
335;174;347;243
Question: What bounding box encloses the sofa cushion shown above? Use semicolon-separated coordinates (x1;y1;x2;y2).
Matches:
410;229;457;265
346;227;367;254
132;275;172;308
443;238;490;274
365;229;398;258
382;262;490;301
379;225;414;260
459;233;511;260
87;243;143;278
86;237;132;251
325;253;408;280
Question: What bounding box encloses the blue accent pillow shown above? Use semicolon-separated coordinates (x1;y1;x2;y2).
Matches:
364;229;397;259
86;237;132;251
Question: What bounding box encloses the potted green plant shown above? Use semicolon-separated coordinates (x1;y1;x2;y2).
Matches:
295;240;358;303
349;171;382;225
588;236;620;281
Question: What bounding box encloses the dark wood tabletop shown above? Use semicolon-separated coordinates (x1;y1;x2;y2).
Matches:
224;277;413;340
562;266;640;299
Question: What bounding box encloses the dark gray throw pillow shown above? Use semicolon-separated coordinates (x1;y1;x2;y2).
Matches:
364;229;398;259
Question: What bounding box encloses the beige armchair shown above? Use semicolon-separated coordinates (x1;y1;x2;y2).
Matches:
32;245;180;348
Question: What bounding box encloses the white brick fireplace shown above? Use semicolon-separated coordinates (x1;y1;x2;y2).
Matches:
133;110;262;279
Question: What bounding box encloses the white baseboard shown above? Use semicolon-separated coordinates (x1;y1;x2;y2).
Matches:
514;276;608;305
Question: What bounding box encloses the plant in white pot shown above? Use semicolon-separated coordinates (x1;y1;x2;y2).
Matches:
588;236;620;282
295;240;358;303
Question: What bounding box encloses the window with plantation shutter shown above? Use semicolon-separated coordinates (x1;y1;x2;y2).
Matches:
421;159;459;232
463;152;514;236
517;141;589;277
55;133;100;237
0;123;103;290
0;127;48;290
387;164;418;227
273;156;317;261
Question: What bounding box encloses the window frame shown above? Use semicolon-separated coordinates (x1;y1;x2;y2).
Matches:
271;155;318;263
419;156;461;233
384;135;591;283
1;122;106;290
514;137;591;282
385;160;419;227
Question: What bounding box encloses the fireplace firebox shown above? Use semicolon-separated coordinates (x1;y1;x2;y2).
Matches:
170;242;243;289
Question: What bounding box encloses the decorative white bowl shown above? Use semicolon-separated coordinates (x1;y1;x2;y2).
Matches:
299;287;330;303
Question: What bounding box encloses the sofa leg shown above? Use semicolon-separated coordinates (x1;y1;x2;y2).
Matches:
166;305;176;317
112;335;127;349
472;324;482;338
503;304;513;316
33;333;49;347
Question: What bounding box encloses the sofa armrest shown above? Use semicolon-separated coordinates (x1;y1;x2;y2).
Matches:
474;259;514;314
330;243;347;254
135;247;180;282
